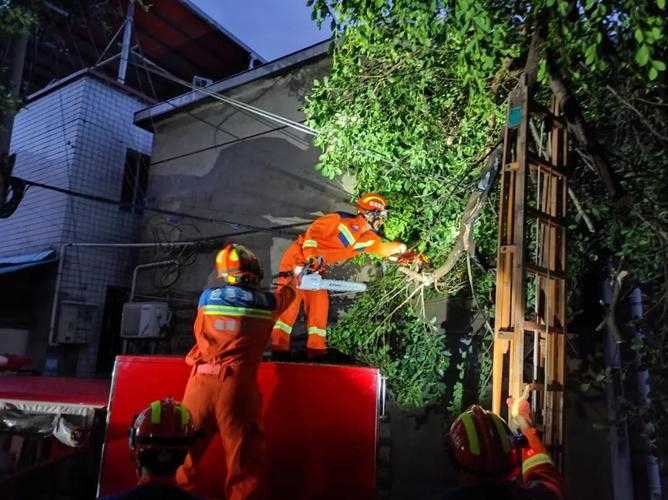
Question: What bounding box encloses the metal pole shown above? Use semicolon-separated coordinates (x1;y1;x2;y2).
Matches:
602;259;634;500
629;286;662;499
117;0;135;84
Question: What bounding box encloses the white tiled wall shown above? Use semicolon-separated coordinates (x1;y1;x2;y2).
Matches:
0;75;153;375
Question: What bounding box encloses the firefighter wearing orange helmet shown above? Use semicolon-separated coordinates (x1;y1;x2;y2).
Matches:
101;397;201;499
271;193;408;359
445;401;563;500
175;244;296;499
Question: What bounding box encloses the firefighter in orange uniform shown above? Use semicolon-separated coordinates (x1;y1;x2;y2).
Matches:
445;401;564;500
271;193;407;359
102;397;201;499
176;244;295;499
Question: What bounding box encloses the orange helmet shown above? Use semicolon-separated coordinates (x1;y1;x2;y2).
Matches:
446;405;521;482
215;244;263;285
356;192;388;213
128;397;197;461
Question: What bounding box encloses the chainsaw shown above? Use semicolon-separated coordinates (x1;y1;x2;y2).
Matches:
298;272;368;293
294;257;367;293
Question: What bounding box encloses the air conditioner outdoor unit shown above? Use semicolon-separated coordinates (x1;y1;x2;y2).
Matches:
120;302;171;339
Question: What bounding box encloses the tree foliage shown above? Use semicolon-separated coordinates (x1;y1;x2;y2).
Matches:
304;0;668;429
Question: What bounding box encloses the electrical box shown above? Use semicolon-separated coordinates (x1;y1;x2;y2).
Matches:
192;75;213;88
56;301;97;344
120;302;171;339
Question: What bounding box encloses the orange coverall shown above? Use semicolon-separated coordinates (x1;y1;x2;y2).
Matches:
271;211;405;356
176;284;295;499
519;427;564;500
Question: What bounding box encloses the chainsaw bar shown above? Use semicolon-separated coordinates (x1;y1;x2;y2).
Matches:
298;273;367;293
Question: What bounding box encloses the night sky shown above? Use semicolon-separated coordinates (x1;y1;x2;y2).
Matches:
190;0;331;62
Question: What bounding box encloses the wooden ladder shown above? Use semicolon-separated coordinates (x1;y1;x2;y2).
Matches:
492;74;568;466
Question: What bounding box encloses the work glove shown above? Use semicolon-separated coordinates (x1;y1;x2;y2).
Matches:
386;243;408;261
395;249;430;266
506;385;532;432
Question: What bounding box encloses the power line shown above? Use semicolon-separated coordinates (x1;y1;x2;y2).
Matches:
11;175;309;237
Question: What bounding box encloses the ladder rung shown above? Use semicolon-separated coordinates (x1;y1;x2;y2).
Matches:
524;321;566;334
496;328;515;340
529;102;567;128
504;161;520;171
546;383;564;392
499;244;518;253
526;263;566;280
526;208;566;228
527;153;567;179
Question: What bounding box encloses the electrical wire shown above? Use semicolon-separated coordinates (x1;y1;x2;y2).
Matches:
10;174;310;237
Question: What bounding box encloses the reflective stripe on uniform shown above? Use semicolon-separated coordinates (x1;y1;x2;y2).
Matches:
150;400;162;424
522;453;553;475
459;412;480;455
490;413;511;453
202;304;273;319
274;320;293;334
353;240;374;251
303;239;318;249
307;326;327;337
338;224;356;247
179;403;190;426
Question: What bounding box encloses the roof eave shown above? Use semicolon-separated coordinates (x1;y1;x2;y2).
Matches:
133;39;330;132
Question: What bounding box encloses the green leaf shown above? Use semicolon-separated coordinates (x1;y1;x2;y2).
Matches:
658;0;665;9
634;28;644;43
649;66;658;80
636;45;650;66
652;60;667;71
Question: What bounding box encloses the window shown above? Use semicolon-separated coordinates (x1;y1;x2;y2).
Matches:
120;149;150;213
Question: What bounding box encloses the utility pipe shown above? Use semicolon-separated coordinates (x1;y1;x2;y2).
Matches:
48;243;71;346
602;259;634;500
629;286;662;499
129;260;179;302
117;0;135;84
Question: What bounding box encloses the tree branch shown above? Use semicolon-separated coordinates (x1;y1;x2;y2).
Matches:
547;67;630;206
605;85;668;142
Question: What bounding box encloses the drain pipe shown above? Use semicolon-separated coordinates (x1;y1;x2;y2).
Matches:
48;243;71;346
629;285;662;499
601;259;634;500
48;241;197;346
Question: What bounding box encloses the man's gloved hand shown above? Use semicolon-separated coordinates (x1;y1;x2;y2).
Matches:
294;265;304;277
306;256;324;271
387;243;408;261
506;385;532;432
395;249;430;266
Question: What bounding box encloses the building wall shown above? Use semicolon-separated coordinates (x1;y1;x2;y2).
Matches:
135;54;359;347
1;76;153;375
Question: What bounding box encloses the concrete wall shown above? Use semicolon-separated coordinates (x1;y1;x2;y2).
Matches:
1;75;153;375
134;52;358;347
